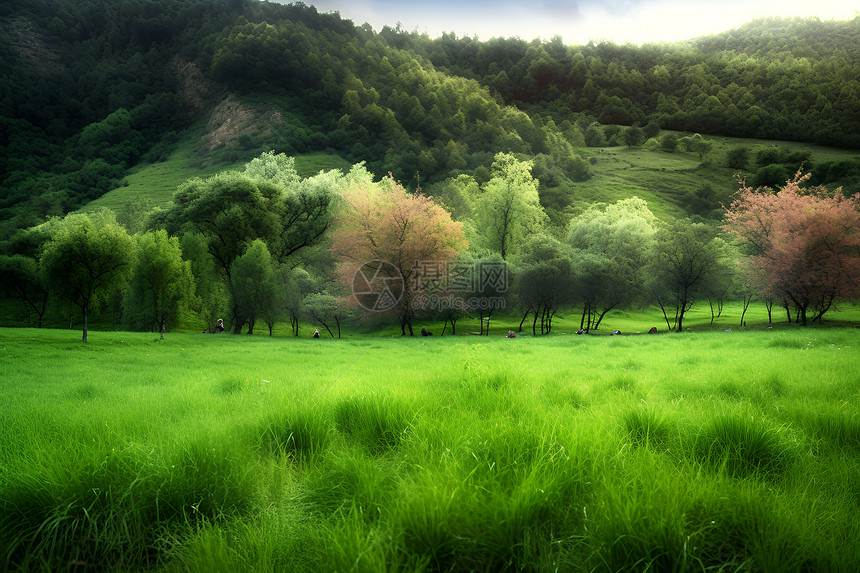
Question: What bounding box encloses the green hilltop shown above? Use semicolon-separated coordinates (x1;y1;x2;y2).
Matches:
1;0;859;240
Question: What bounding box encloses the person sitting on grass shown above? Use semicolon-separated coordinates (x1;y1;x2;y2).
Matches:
216;318;224;333
421;327;433;336
313;329;320;338
506;330;516;338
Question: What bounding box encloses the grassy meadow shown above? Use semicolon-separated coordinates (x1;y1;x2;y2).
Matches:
2;326;859;572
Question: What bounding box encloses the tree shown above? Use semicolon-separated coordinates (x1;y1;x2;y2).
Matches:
566;197;657;331
304;292;347;338
659;133;679;152
125;230;194;337
513;234;574;335
154;171;281;281
0;255;49;328
726;146;750;170
624;125;644;147
231;240;279;335
244;152;335;264
723;172;860;324
461;252;509;335
332;176;467;335
40;212;135;342
753;164;791;189
645;219;731;332
180;232;230;334
243;150;301;189
152;154;337;328
473;152;547;260
681;133;713;161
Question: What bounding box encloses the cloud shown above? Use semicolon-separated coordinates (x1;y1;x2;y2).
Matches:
300;0;858;44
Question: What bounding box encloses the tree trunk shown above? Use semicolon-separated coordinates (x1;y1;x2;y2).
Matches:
812;294;834;323
740;295;752;327
594;307;612;331
36;294;47;328
518;308;531;332
82;307;88;343
336;316;341;339
656;299;673;332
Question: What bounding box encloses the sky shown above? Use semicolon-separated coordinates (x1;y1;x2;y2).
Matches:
296;0;858;45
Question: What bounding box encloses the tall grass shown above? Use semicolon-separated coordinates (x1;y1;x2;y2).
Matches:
1;327;858;571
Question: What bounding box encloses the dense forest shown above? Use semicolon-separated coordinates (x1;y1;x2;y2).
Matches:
2;0;860;240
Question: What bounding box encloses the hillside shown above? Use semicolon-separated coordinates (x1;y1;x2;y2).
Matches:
86;112;860;232
1;0;859;242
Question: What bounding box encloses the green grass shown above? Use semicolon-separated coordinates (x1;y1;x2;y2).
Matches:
575;134;860;219
1;327;859;571
83;121;352;214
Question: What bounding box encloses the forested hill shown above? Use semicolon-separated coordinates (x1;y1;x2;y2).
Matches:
420;18;860;143
1;0;859;240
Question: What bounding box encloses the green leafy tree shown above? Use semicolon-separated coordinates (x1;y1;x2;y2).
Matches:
513;234;574;335
645;219;732;332
726;146;750;170
473;153;547;260
304;292;348;338
624;125;645;147
567;197;657;331
179;232;230;334
40;212;135;342
125;230;195;337
231;240;279;335
681;133;713;160
154;171;281;280
659;133;679;153
0;255;49;328
243;150;301;189
153;154;335;327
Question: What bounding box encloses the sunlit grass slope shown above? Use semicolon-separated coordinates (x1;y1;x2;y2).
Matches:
2;327;859;571
574;134;860;218
84;128;352;213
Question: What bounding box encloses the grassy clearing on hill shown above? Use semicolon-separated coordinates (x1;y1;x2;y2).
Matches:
2;327;859;571
83;122;352;214
574;134;860;219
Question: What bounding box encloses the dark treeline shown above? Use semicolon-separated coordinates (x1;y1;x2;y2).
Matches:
1;0;859;242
